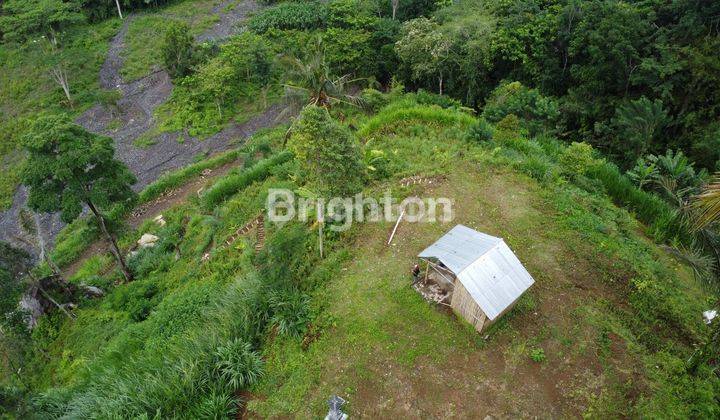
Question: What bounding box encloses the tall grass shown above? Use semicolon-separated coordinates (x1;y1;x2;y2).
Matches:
358;105;475;137
201;151;293;210
587;162;683;241
138;150;241;204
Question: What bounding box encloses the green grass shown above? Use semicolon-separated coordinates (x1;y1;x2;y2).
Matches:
10;96;718;418
249;102;716;417
201;150;294;210
0;19;121;209
120;0;222;81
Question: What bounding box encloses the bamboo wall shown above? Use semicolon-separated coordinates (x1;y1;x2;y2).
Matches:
450;278;487;333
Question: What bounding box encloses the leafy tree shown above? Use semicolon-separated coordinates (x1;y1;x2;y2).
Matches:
161;21;195;79
395;17;454;95
482;81;560;136
0;0;84;104
287;106;366;197
21;114;137;282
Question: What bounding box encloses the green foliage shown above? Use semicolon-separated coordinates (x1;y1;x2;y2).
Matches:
636;351;720;418
395;17;453;94
529;347;546;363
161;21;195;79
0;0;84;42
464;118;493;143
202;151;293;210
248;1;328;34
358;103;474;136
161;32;273;136
322;27;373;77
268;289;310;338
586;162;681;241
287;106;366;197
21;114;136;223
559;142;600;177
482;81;559;136
629;149;703;206
360;88;390;112
212;338;264;389
612;97;669;163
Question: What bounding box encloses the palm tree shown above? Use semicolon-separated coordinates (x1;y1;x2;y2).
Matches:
691;173;720;232
281;37;365;113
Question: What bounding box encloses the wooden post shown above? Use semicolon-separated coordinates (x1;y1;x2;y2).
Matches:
317;198;324;258
387;208;405;245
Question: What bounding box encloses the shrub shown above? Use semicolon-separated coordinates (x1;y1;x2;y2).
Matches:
361;88;390;112
248;1;327;33
465;118;493;143
213;338;264;390
161;21;195;79
482;81;560;136
559;142;601;177
202;151;293;210
529;348;546;363
413;89;463;109
268;289;310;338
288;106;366;197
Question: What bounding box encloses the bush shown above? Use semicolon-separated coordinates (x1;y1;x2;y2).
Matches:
268;289;310;338
465;118;493;143
202;151;293;210
559;142;601;177
413;89;463;109
529;348;546;363
161;21;195;79
248;1;327;33
213;338;264;390
482;81;560;136
361;88;390;112
288;106;366;197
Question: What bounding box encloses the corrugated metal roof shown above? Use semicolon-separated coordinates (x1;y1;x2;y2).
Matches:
418;225;535;320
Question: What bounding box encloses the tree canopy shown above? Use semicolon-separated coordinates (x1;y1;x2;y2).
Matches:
287;105;366;197
21;114;136;222
0;0;84;43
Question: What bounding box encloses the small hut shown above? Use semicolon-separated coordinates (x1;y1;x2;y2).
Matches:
417;225;535;332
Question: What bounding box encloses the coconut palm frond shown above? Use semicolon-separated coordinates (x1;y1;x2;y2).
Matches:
690;174;720;232
663;244;717;286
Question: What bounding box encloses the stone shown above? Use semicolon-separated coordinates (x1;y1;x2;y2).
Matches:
138;233;159;248
153;214;166;227
81;284;105;298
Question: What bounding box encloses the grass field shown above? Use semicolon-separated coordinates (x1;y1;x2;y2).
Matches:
248;103;711;417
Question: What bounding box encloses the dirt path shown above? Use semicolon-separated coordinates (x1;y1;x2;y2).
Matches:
0;0;279;260
60;158;241;279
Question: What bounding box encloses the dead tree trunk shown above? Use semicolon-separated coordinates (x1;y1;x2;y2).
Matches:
391;0;399;19
87;201;133;282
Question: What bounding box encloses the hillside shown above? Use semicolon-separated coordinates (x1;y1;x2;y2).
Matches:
2;0;720;417
1;94;715;417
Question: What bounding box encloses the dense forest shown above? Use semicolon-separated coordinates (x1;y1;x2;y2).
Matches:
1;0;720;417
